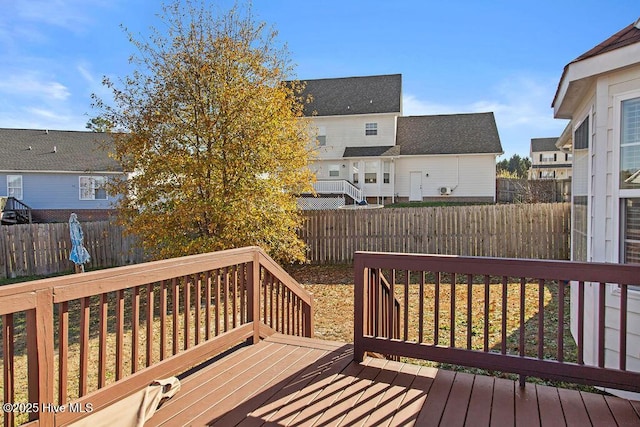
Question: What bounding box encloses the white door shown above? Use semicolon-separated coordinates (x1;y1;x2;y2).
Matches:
409;172;422;201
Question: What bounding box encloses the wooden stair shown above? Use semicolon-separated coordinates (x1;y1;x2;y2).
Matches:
0;196;32;225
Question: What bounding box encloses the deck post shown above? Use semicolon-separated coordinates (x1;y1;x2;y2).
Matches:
26;289;55;425
354;253;366;362
247;251;261;344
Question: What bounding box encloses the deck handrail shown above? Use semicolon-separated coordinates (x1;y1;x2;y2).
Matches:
0;196;32;224
313;180;363;202
0;246;312;426
354;251;640;394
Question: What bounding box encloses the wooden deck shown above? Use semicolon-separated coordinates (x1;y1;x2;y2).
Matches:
146;334;640;427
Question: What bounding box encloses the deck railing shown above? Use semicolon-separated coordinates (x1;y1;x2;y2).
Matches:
0;246;312;426
0;197;32;225
313;180;363;202
354;251;640;394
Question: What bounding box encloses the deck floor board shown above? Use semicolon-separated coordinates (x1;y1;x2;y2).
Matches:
146;334;640;426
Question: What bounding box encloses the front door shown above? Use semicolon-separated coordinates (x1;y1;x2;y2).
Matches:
409;172;422;201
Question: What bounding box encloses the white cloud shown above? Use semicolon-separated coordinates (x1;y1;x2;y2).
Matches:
403;75;569;157
0;73;70;100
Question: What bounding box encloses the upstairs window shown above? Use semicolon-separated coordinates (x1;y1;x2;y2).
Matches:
317;126;326;146
365;123;378;136
621;97;640;189
7;175;22;200
80;176;107;200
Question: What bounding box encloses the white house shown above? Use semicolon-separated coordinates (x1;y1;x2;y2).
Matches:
528;137;572;180
297;74;503;208
552;18;640;399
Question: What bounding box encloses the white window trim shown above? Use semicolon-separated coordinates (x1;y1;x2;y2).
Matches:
612;90;640;265
7;174;23;200
365;122;378;136
79;176;108;201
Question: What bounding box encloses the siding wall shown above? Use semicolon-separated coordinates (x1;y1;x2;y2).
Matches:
0;172;120;210
312;113;398;160
568;64;640;398
394;154;496;199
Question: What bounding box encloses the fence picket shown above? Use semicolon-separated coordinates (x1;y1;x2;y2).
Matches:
0;203;571;278
299;203;570;263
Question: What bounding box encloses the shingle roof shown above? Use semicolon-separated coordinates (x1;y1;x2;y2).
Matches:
572;20;640;63
298;74;401;116
342;146;400;158
395;113;503;155
531;138;560;152
0;128;122;172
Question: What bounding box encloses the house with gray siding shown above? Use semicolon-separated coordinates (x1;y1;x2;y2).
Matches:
0;128;123;222
297;74;503;208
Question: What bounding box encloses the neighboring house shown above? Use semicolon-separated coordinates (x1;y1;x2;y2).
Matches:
0;128;122;223
552;18;640;399
528;137;572;180
297;74;503;208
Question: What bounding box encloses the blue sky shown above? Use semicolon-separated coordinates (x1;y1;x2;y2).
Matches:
0;1;637;158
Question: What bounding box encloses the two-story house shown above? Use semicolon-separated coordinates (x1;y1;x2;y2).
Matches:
298;74;503;209
528;137;572;180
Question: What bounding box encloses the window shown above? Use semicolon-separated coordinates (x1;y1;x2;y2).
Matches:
7;175;22;200
383;161;391;184
622;199;640;264
80;176;107;200
572;116;589;262
365;123;377;136
317;126;326;146
352;162;359;184
540;153;555;163
620;98;640;189
328;164;340;178
364;161;377;183
540;170;556;179
574;116;589;149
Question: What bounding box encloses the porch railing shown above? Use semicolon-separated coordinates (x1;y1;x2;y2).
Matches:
0;197;32;225
354;251;640;394
0;246;312;426
313;180;363;203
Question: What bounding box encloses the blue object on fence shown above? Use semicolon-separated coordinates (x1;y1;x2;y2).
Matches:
69;213;90;266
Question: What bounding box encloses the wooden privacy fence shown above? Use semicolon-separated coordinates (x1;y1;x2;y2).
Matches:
1;204;570;279
300;203;571;263
0;221;143;279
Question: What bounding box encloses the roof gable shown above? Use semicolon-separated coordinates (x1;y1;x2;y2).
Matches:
531;138;560;153
297;74;401;117
396;113;503;156
0;128;122;173
553;18;640;118
573;20;640;63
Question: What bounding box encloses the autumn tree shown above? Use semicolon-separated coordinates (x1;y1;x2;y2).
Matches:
94;1;315;262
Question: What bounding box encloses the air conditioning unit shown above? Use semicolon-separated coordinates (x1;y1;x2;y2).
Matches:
439;187;452;195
